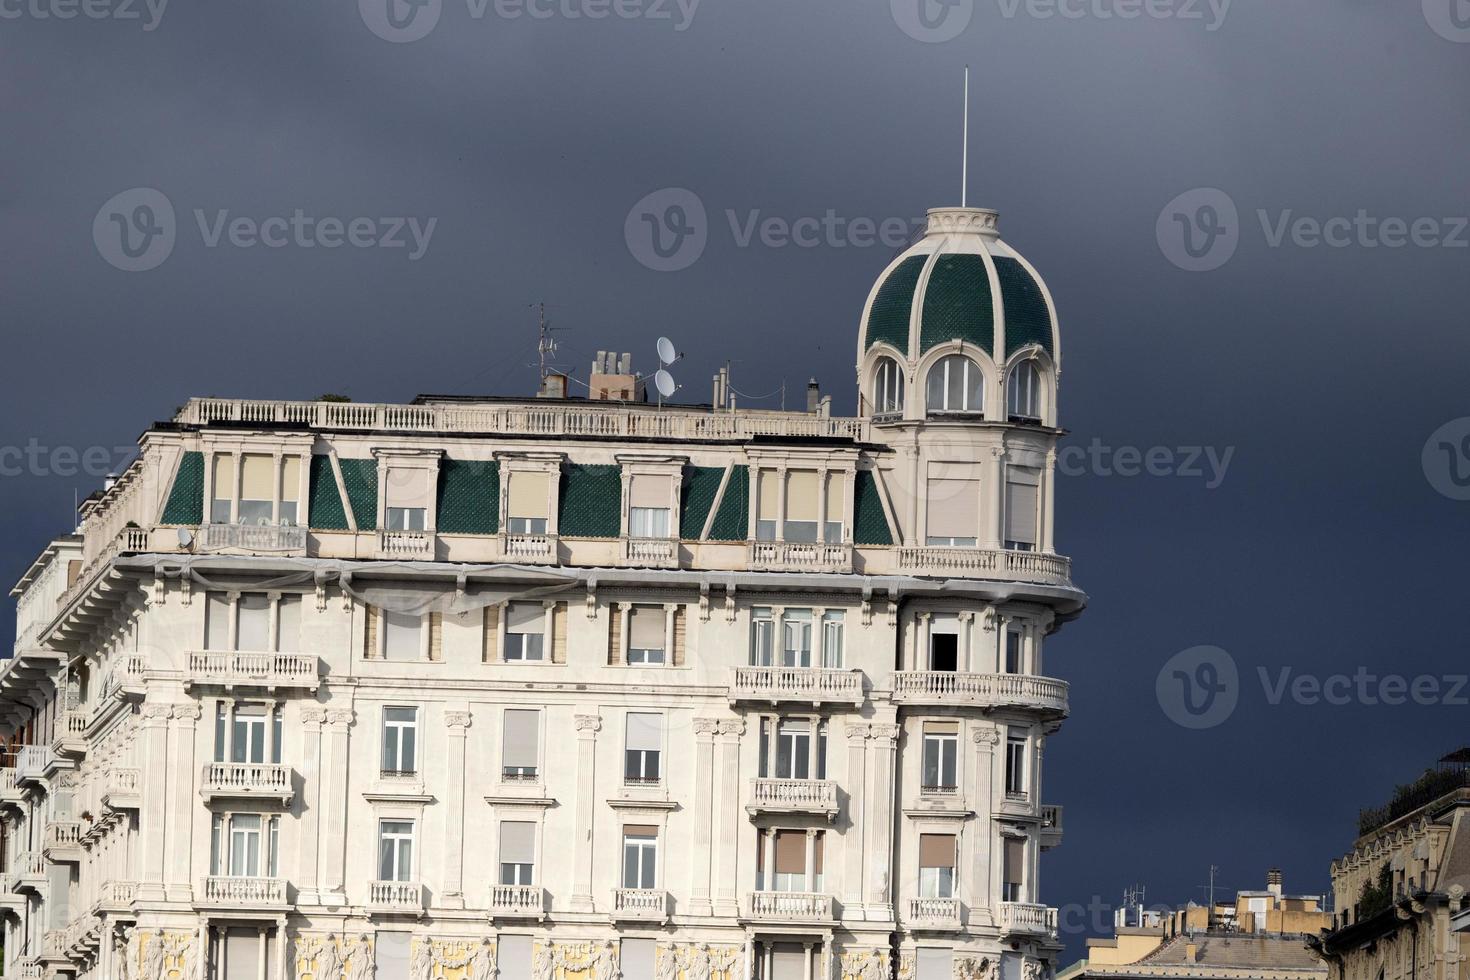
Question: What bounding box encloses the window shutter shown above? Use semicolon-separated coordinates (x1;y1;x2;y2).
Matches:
240;455;274;501
774;830;806;874
629;475;669;509
482;604;500;662
500;821;536;865
608;605;623;665
428;612;443;662
825;473;844;523
928;479;981;539
276;597;301;652
785;470;819;522
385;468;428;510
281;457;301;504
1004;836;1025;885
506;602;543;631
625;713;662;752
508;471;549;520
623;824;658;839
237;595;270;652
757;469;780;521
924;720;960;735
814;832;824;875
672;606;686;667
551;602;567;664
364;605;379;659
920;833;957;869
503;711;539;769
629;607;665;651
206;592;230;651
1006;469;1040;545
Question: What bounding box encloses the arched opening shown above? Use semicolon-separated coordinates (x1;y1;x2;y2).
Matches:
873;357;905;417
1007;360;1042;423
925;354;985;416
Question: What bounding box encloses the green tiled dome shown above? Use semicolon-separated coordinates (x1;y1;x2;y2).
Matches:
864;255;926;353
920;253;994;356
995;256;1053;358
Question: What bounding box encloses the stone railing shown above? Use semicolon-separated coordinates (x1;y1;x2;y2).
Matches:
620;536;679;569
891;672;1069;714
499;532;558;565
186;651;320;689
368;880;424;910
103;767;141;808
98;653;146;702
377;529;435;561
487;884;545;918
14;745;55;785
729;666;864;706
199;523;307;554
44;820;82;850
202;875;286;906
95;879;138;911
18;962;44;979
997;901;1058;938
895;547;1073;587
748;778;839;815
14;850;47;879
178;397;870;443
201;762;293;801
612;888;668;920
907;896;962;928
745;891;833;921
747;540;853;574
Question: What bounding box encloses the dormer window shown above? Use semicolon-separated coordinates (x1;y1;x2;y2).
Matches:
628;474;672;538
208;453;302;526
926;354;984;415
1008;360;1042;422
874;357;905;416
507;471;550;534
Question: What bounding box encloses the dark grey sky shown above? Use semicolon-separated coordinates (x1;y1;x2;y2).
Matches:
5;0;1470;958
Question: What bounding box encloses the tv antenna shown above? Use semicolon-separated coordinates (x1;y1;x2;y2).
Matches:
532;302;567;380
654;336;682;408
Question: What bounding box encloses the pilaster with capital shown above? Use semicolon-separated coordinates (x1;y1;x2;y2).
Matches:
137;701;172;901
443;709;472;907
571;714;601;911
298;705;327;902
970;725;1002;925
689;717;722;916
713;717;744;915
320;707;355;901
166;702;201;903
867;722;899;913
844;722;869;909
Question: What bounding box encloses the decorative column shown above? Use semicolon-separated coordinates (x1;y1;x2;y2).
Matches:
443;709;472;908
844;723;868;912
1040;449;1057;552
137;702;172;902
689;718;720;916
867;722;899;918
969;726;1000;927
916;612;931;671
319;708;354;904
984;447;1006;550
166;702;201;903
571;714;601;912
804;829;818;890
713;718;744;916
959;611;975;672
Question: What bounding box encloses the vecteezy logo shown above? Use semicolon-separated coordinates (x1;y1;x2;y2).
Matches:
93;188;176;273
891;0;973;42
1422;418;1470;500
359;0;441;43
1424;0;1470;42
1156;645;1238;729
1156;188;1239;272
624;188;708;272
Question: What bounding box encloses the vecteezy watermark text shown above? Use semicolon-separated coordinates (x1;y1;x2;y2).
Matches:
889;0;1227;44
0;441;136;479
0;0;166;29
93;188;437;272
360;0;698;43
1056;440;1234;488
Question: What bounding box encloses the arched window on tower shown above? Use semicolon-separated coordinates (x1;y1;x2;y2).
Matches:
1007;361;1042;422
925;355;984;416
873;357;905;417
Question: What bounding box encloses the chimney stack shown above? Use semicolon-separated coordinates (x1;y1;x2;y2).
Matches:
1267;868;1283;898
806;378;821;413
1185;943;1198;964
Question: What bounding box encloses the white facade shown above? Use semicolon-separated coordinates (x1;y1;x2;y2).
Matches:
0;206;1084;980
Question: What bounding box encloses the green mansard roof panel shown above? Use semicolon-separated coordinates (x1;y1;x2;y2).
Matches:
308;455;349;530
160;451;204;525
864;254;927;353
338;458;378;531
707;466;749;542
437;459;499;535
994;256;1053;358
558;464;621;538
681;466;724;540
852;470;894;546
920;253;994;356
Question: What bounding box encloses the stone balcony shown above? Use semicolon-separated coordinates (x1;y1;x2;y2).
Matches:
43;820;83;863
368;880;425;914
747;540;853;574
997;901;1058;939
744;891;834;923
729;666;865;707
14;745;58;788
102;766;141;810
377;528;435;561
620;536;679;569
51;710;87;759
0;768;22;810
199;875;288;909
99;653;146;701
906;896;963;930
92;879;138;915
10;851;47;893
612;888;669;923
499;532;559;565
198;522;307;556
890;672;1069;716
1041;805;1063;849
896;546;1073;587
487;884;545;920
746;778;839;819
185;651;321;692
200;762;294;804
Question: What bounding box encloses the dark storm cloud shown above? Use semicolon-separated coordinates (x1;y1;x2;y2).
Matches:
4;0;1469;956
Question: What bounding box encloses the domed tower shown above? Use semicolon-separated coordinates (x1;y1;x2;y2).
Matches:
860;207;1080;978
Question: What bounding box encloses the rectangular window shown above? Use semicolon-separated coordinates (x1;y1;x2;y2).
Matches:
1005;630;1022;674
504;603;545;662
230;704;268;764
267;815;279;877
1005;728;1027;797
783;470;820;543
206;592;231;650
382;610;423;662
624;712;662;784
277;596;301;652
919;834;957;899
929;616;961;672
781;610;812;668
211;455;235;524
622;825;658;889
507;471;549;535
386;506;427;531
237;594;271;652
823;473;844;543
279;457;301;526
629;507;669;537
628;475;671;538
378;820;415;881
751;608;775;666
1003;836;1025;902
767;829;820;892
926;478;980;547
1005;468;1040;551
821;611;845;668
382;707;418;775
756;469;779;541
238;455;275;525
228;814;262;877
922;723;959;791
502;709;540;780
627;606;667;665
384;467;429;532
499;820;536;885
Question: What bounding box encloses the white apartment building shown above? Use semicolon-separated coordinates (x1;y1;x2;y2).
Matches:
0;205;1084;980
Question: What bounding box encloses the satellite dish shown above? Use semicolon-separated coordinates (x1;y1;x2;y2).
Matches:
654;370;678;399
176;528;194;547
656;337;678;366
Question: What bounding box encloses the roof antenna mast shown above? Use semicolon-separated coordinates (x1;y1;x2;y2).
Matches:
962;65;970;208
533;301;560;381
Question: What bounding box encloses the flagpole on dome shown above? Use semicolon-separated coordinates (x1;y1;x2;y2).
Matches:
961;65;970;208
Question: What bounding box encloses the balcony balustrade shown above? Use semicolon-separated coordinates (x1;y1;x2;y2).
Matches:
620;536;679;569
200;875;287;908
487;884;546;920
14;745;56;787
747;778;839;819
744;891;833;922
98;654;146;701
199;522;307;555
729;666;864;707
93;879;138;913
368;880;425;913
200;762;294;804
891;672;1069;715
1041;804;1063;847
499;532;558;565
896;546;1073;587
12;851;47;893
612;888;669;922
907;896;963;930
747;540;853;574
377;528;435;561
185;651;320;691
43;820;83;862
52;710;87;758
102;767;141;810
997;901;1058;938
